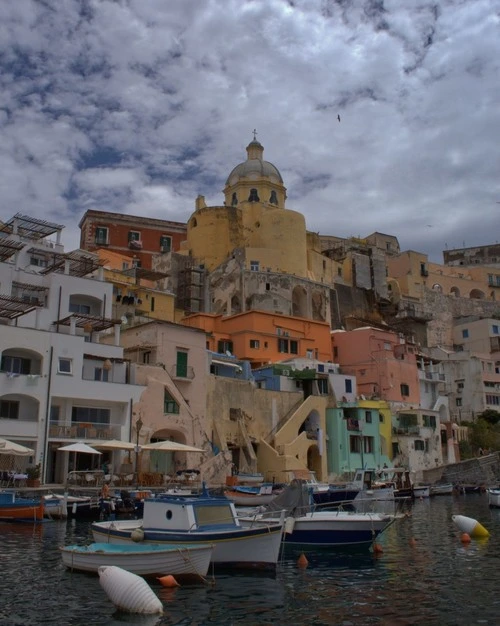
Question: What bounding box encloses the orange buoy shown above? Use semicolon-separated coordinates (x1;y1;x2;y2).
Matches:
157;574;180;588
297;553;308;568
409;537;417;547
461;533;471;544
372;543;383;554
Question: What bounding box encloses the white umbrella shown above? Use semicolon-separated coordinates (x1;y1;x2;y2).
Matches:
141;440;205;453
0;437;34;457
58;442;102;454
58;441;102;474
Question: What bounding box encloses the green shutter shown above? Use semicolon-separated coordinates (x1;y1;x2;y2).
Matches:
176;351;188;377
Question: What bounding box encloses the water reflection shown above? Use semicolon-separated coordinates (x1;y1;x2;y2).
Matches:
1;496;500;625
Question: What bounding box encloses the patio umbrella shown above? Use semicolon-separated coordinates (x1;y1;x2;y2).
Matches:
141;440;205;453
0;438;35;456
58;441;101;473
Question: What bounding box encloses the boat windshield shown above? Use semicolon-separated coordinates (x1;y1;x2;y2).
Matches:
194;504;236;528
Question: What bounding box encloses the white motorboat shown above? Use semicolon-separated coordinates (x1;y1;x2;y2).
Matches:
60;542;214;578
91;485;285;568
430;483;454;496
487;488;500;508
413;485;431;498
240;480;397;549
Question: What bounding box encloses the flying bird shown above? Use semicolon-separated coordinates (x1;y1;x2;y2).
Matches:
337;114;341;122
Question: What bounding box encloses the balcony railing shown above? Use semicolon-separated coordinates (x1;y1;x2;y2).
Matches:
169;364;195;381
48;421;122;440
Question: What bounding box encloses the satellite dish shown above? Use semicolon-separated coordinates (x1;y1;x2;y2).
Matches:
225;350;232;357
121;316;128;325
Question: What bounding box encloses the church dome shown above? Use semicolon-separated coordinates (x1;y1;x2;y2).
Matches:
225;139;283;185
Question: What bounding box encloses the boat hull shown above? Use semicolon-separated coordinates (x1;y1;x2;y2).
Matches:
60;542;214;577
430;484;454;496
91;520;284;567
487;489;500;508
414;486;431;498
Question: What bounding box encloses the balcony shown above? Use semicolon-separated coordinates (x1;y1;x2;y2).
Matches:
169;364;195;381
129;239;143;250
48;421;122;440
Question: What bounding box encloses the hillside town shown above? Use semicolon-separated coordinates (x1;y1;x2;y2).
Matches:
1;136;499;488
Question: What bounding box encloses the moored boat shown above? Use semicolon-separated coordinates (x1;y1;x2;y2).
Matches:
240;480;397;549
413;485;431;498
91;485;285;568
0;490;44;521
430;483;454;496
225;483;282;506
487;488;500;508
60;542;215;578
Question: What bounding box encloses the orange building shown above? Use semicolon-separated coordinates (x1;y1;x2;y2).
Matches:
331;327;421;405
79;209;187;269
182;310;333;367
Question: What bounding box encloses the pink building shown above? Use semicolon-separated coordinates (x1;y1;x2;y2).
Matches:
331;327;421;405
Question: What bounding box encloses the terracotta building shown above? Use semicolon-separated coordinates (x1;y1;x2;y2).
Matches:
79;209;187;269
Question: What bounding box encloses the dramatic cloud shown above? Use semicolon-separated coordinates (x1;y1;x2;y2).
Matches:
1;0;499;260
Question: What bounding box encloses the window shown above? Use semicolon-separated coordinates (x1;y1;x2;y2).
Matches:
58;358;72;374
71;406;110;424
379;413;384;423
231;192;238;206
0;400;19;419
290;340;298;354
69;302;91;314
269;190;278;205
175;351;188;378
250;340;260;349
95;227;108;245
1;356;30;374
164;390;180;414
345;379;352;393
350;436;361;453
318;379;329;394
132;258;141;268
306;349;314;359
456;398;462;406
151;297;155;312
400;383;410;397
493;325;499;335
142;351;151;364
128;231;141;242
250;260;260;272
462;329;469;338
333;347;338;359
415;440;425;451
363;436;374;453
365;411;372;423
248;188;260;202
217;340;233;354
30;255;48;267
122;262;129;270
384;342;391;350
423;415;436;428
160;235;171;253
278;338;289;353
94;367;109;382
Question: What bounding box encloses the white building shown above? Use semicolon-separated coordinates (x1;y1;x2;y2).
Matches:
0;214;145;483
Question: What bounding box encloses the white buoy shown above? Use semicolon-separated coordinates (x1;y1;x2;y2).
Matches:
131;528;145;542
452;514;490;538
98;566;163;614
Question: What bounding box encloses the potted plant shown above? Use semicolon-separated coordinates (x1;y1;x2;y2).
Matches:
26;463;41;487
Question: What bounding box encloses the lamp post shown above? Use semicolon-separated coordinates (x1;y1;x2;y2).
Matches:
135;417;143;489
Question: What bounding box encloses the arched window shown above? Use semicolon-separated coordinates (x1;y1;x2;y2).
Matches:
450;286;460;297
231;192;238;206
248;188;260;202
432;283;443;293
269;190;278;205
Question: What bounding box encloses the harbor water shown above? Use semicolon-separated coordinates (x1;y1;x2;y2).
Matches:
1;494;500;625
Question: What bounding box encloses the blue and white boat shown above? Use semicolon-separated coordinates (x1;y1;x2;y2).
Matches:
240;480;396;549
91;486;285;568
60;542;215;578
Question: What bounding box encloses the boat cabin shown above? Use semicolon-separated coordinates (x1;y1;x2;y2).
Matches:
142;493;241;532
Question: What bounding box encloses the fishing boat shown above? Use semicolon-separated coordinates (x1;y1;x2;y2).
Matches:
60;542;215;578
91;485;285;568
430;483;454;496
375;468;414;500
240;480;396;549
43;493;100;519
413;485;431;498
0;491;44;521
487;488;500;508
225;483;282;506
315;469;394;506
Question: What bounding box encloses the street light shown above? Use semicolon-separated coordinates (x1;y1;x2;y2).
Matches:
135;417;143;489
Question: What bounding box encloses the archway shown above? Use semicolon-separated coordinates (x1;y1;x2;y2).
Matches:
292;285;307;318
450;286;460;297
469;289;485;299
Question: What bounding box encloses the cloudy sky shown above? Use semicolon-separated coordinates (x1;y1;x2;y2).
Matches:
1;0;499;262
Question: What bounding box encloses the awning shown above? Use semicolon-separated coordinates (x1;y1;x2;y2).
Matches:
211;359;242;370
